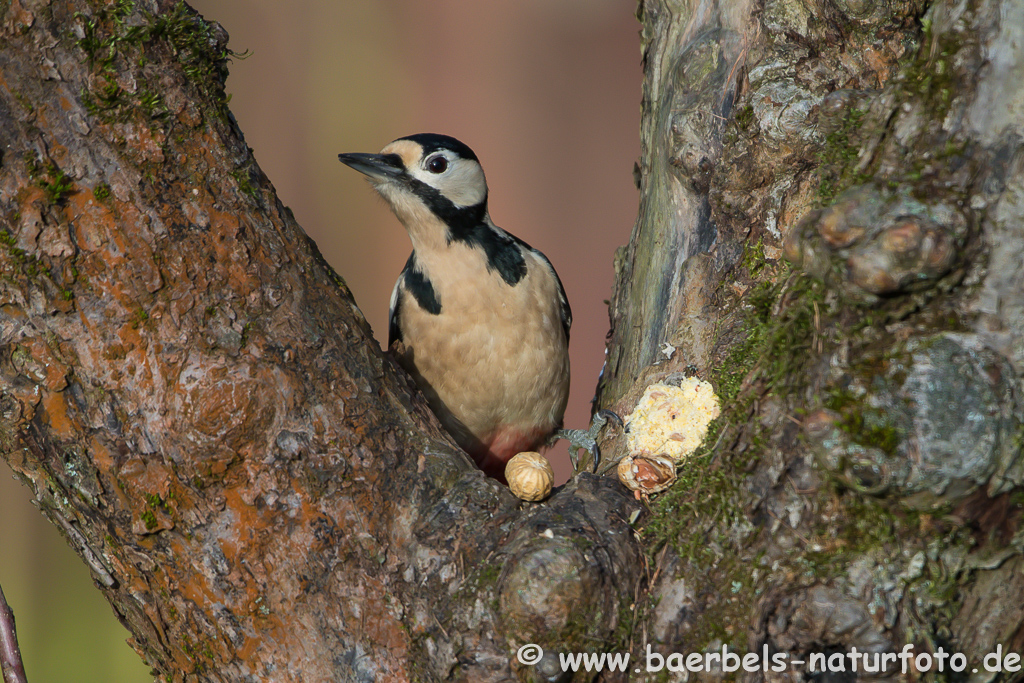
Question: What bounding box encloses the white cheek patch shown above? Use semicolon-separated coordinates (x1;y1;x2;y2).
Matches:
439;161;487;207
406;158;487;208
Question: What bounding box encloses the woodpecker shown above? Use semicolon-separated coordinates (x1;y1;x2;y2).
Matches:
339;134;571;482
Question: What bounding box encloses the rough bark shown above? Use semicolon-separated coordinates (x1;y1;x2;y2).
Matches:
599;0;1024;679
2;0;1023;682
0;2;641;681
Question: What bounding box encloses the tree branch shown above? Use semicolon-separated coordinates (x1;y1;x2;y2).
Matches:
0;583;28;683
0;1;642;679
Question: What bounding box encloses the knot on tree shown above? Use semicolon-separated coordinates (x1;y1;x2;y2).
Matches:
496;474;643;681
785;184;968;301
805;333;1023;507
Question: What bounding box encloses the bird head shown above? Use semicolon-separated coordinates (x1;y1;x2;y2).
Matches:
339;134;489;246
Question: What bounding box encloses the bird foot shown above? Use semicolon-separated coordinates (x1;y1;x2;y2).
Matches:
552;409;623;475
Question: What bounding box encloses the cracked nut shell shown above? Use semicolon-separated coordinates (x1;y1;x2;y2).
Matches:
617;453;678;497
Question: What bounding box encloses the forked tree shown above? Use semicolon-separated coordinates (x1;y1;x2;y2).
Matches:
1;0;1023;680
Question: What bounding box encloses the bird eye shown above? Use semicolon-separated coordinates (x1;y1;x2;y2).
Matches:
426;155;448;174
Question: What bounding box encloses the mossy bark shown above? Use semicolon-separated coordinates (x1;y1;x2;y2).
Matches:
2;0;1023;681
599;0;1024;679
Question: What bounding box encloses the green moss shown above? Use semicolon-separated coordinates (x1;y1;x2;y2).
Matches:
831;490;898;553
137;87;165;118
817;107;870;203
636;273;842;657
130;307;150;329
631;15;981;659
609;599;638;651
231;167;258;198
10;87;35;115
452;560;502;606
824;386;902;455
180;636;213;673
74;0;136;67
644;449;746;562
712;274;826;408
734;103;754;131
239;321;252;347
1;223;72;302
140;491;173;530
798;484;970;605
833;15;974;198
709;316;764;405
903;25;961;122
476;562;501;586
25;154;74;205
741;238;767;278
41;172;74;204
442;559;504;640
147;2;238;96
140;509;158;530
93;183;111;200
80;77;126;120
75;0;245;126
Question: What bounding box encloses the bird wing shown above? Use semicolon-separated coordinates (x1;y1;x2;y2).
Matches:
389;251;444;347
509;235;572;343
387;254;411;347
541;250;572;342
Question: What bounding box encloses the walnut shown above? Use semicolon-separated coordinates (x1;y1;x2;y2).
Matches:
505;452;554;502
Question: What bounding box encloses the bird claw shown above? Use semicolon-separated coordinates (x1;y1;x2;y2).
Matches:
556;428;596;473
594;408;624;430
553;409;623;475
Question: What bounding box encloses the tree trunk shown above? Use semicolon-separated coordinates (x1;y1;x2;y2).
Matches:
599;0;1024;678
1;1;1022;683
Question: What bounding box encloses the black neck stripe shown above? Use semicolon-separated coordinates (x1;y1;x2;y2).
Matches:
405;177;526;286
402;252;441;314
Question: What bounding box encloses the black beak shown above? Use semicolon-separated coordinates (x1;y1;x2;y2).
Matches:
338;152;404;180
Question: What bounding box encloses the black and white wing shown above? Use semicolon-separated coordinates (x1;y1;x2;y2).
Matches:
387;270;404;348
388;251;442;347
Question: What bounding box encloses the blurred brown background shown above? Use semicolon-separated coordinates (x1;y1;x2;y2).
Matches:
0;1;640;680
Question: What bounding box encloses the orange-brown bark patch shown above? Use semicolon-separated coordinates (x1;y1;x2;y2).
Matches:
39;390;77;440
68;192;112;251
